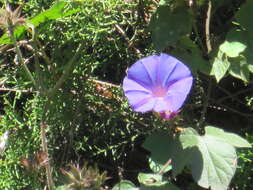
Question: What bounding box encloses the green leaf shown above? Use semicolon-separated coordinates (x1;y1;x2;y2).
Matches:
248;64;253;73
0;1;79;44
148;157;172;173
179;128;199;149
171;137;193;177
229;57;249;82
236;0;253;34
142;131;174;167
171;37;211;74
55;186;74;190
149;6;192;51
226;29;253;63
211;56;230;82
138;173;166;187
180;127;237;190
140;183;180;190
205;126;252;148
159;0;174;6
220;41;246;58
112;180;139;190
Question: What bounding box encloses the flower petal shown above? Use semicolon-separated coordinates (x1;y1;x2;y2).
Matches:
127;56;159;89
163;57;192;87
152;97;170;112
157;53;178;86
123;77;151;93
123;53;193;115
124;90;153;112
133;97;156;112
165;76;193;112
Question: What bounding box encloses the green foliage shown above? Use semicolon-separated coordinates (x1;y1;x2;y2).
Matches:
58;163;108;190
1;0;253;190
112;180;138;190
149;5;192;51
233;134;253;190
141;126;251;190
0;94;43;189
181;127;238;190
0;1;78;44
142;132;173;168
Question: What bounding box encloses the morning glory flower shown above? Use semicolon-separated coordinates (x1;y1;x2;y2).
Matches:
123;53;193;119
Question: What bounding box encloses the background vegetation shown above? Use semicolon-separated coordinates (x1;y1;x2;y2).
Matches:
0;0;252;190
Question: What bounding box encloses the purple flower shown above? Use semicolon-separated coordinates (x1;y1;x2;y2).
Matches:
123;53;193;119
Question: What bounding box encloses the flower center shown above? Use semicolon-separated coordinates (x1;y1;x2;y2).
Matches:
152;86;167;97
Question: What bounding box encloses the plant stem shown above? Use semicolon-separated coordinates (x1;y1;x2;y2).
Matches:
198;78;212;128
158;159;171;175
7;15;54;189
7;22;39;91
205;0;212;53
47;43;84;98
40;121;54;190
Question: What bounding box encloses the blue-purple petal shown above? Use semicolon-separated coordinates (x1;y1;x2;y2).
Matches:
163;59;192;88
123;53;193;117
123;77;151;94
125;90;151;105
127;57;157;90
165;77;193;112
157;54;178;86
152;98;170;112
133;97;156;112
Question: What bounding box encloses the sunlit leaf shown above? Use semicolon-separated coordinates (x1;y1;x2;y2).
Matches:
140;183;180;190
179;128;198;149
180;127;237;190
148;158;172;173
226;29;253;63
205;126;252;148
211;56;230;82
112;180;139;190
138;173;166;186
55;186;74;190
229;57;249;82
0;1;79;44
220;41;246;58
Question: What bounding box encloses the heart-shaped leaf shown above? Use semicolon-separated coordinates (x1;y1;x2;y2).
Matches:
112;180;139;190
180;127;238;190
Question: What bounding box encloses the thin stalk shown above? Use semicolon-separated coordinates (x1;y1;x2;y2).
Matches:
158;159;171;175
198;78;212;128
7;15;54;189
40;121;54;190
205;0;212;53
7;21;39;91
40;100;54;190
47;43;84;98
